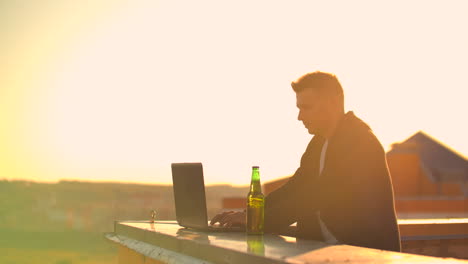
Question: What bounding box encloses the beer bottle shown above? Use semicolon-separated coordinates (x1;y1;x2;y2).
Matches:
246;166;265;235
247;234;265;255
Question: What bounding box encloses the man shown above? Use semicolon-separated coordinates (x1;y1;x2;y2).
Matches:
211;71;401;252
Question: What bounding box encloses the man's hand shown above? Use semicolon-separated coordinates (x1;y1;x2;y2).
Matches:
210;211;246;228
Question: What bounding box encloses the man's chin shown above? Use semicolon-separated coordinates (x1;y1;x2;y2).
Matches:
307;128;317;135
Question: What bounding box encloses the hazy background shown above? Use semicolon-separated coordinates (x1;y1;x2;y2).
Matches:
2;0;467;185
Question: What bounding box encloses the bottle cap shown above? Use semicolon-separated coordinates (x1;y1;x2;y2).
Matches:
252;166;259;169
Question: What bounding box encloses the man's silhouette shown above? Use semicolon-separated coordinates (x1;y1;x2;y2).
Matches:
211;71;401;252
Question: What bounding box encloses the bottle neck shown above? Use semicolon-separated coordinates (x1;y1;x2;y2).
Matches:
250;167;261;192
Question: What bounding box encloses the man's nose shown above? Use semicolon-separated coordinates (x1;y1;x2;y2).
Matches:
297;111;302;121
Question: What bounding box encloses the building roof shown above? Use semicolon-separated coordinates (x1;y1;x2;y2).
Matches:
387;131;468;183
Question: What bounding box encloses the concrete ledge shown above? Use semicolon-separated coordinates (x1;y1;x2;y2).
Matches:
108;221;468;263
106;233;210;264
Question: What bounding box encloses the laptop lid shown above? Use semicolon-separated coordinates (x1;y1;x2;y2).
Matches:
171;162;210;229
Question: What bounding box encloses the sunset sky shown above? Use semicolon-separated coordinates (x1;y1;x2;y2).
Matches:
1;0;467;185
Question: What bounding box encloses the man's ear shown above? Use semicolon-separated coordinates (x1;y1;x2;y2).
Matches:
322;96;337;112
328;95;340;110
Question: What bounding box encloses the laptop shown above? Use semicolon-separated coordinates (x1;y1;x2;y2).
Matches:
171;162;244;232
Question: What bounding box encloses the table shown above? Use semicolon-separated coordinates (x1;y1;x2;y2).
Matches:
107;221;467;264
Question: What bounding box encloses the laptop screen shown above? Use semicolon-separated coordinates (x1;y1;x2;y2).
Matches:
171;162;209;228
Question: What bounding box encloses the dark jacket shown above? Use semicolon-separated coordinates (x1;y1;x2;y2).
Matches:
265;111;401;252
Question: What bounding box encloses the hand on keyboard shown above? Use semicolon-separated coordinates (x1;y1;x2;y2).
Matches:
210;211;246;228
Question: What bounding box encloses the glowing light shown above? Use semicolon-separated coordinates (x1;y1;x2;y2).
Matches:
2;0;467;184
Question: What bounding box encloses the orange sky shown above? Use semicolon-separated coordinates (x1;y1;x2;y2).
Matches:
1;0;467;185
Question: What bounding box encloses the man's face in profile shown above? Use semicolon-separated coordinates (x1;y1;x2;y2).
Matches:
296;89;333;136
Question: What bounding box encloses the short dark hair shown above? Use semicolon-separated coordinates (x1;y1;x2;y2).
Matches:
291;71;344;101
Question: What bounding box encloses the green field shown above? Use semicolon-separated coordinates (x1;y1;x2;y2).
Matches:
0;180;247;263
0;229;117;264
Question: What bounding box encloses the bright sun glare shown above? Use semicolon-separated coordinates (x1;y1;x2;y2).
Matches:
1;0;467;185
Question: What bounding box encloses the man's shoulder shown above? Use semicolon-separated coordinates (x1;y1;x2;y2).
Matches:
333;112;384;153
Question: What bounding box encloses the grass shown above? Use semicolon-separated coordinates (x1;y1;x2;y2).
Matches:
0;228;117;264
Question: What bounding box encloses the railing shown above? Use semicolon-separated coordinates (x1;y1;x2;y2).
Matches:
398;218;468;259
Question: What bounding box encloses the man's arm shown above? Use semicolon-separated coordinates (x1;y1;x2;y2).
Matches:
210;167;307;230
264;167;305;233
211;137;320;230
265;136;321;234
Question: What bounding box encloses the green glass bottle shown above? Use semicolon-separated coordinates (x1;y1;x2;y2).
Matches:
246;166;265;235
247;234;265;255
